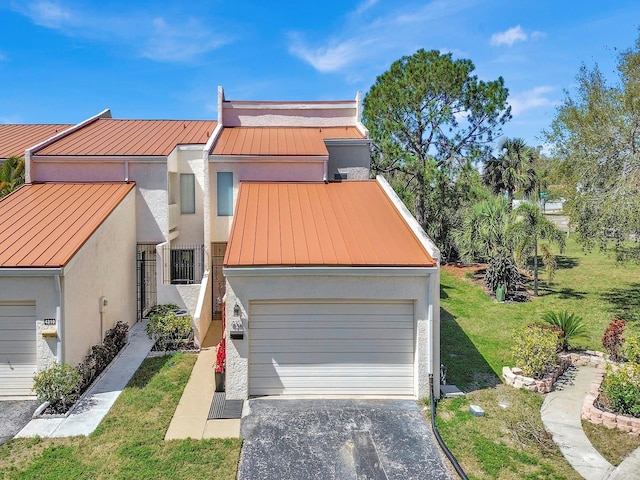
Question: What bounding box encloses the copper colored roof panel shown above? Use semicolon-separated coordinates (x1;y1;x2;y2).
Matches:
36;119;216;156
0;182;135;268
224;181;435;267
211;126;365;156
0;124;72;158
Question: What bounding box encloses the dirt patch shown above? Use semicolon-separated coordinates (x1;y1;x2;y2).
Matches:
442;263;486;280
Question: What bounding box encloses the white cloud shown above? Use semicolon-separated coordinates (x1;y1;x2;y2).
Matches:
11;1;230;63
490;25;527;46
509;86;557;116
142;17;230;63
289;0;477;74
23;0;73;29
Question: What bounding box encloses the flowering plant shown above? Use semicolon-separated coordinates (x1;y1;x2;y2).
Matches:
215;338;226;374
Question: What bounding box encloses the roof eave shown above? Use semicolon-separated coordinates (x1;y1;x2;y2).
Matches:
223;266;438;277
0;267;64;276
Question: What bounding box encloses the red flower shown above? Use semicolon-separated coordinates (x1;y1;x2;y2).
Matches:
215;338;226;373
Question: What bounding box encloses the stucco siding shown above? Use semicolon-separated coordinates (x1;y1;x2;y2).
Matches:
62;188;137;366
326;143;371;180
175;149;205;245
223;271;437;400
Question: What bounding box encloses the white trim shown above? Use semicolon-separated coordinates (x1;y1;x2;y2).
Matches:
223;101;356;111
209;155;327;163
224;266;437;277
376;175;441;263
31;155;167;163
323;138;372;146
0;268;63;276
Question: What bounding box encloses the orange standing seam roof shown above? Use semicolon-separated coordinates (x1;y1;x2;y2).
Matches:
211;126;365;156
0;124;72;158
0;183;135;268
36;119;217;156
224;181;435;268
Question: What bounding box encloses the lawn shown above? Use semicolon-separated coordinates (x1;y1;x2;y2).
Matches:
441;236;640;391
0;354;241;480
438;235;640;478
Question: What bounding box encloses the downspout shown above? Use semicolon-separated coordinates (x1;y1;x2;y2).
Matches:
124;160;129;183
54;274;63;363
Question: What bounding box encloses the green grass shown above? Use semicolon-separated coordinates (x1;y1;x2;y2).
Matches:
434;386;582;479
582;420;640;466
439;235;640;476
0;354;241;480
441;236;640;391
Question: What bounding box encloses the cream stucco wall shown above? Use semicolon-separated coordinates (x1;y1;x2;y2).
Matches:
62;188;137;366
222;269;438;400
0;276;58;371
174;148;206;246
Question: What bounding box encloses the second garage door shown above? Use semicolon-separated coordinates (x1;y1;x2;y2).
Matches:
0;302;37;397
249;300;414;396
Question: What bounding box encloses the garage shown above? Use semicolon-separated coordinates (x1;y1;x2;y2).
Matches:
0;302;37;397
223;179;441;400
249;300;414;396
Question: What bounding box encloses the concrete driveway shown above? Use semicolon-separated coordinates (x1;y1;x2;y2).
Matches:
0;400;39;445
238;399;453;480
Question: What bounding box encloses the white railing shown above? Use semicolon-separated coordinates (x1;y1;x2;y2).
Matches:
168;203;179;231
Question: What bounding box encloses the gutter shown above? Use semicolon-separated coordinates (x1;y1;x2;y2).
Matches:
223;266;438;277
0;267;63;276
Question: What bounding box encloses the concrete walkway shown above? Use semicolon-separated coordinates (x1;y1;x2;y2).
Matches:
16;320;154;439
541;365;640;480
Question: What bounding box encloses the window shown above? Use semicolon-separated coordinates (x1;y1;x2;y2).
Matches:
171;248;195;284
217;172;233;216
180;174;195;214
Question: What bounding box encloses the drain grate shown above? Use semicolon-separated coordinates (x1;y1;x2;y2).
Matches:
208;392;243;420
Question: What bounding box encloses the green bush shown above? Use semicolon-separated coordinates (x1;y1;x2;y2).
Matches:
601;363;640;418
624;334;640;363
541;310;588;350
146;307;192;351
33;362;81;409
485;252;520;300
511;324;560;379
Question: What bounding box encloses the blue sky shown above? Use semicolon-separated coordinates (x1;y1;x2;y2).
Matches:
1;0;639;148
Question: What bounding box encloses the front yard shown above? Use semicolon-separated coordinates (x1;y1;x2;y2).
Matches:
438;235;640;478
0;354;241;480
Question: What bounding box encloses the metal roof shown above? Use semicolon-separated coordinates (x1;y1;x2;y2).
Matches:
224;181;435;268
0;183;135;268
0;124;72;159
211;126;364;156
36;119;217;156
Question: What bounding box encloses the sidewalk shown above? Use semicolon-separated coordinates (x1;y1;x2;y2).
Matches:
16;320;154;439
541;365;640;480
164;344;241;440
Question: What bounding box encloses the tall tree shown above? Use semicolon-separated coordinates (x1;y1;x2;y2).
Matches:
0;156;25;198
510;202;566;296
546;33;640;254
482;138;538;209
363;49;511;260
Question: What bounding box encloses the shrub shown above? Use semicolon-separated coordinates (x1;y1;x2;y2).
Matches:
33;362;81;409
485;252;520;300
541;310;588;350
624;334;640;364
603;318;627;361
77;321;129;392
146;309;192;351
600;363;640;418
511;324;560;379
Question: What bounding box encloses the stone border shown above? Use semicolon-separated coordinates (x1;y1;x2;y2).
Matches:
504;350;640;435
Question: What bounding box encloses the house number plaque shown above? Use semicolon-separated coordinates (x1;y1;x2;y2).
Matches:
44;318;56;326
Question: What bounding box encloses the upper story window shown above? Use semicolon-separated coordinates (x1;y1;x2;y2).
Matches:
180;174;195;214
217;172;233;216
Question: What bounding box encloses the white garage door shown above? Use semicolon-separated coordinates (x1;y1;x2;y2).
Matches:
0;302;37;397
249;300;414;396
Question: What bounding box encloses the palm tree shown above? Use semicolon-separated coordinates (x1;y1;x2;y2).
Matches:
510;202;566;296
0;156;25;198
483;138;538;209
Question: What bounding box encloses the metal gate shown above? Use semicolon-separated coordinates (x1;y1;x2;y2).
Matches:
137;244;157;320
